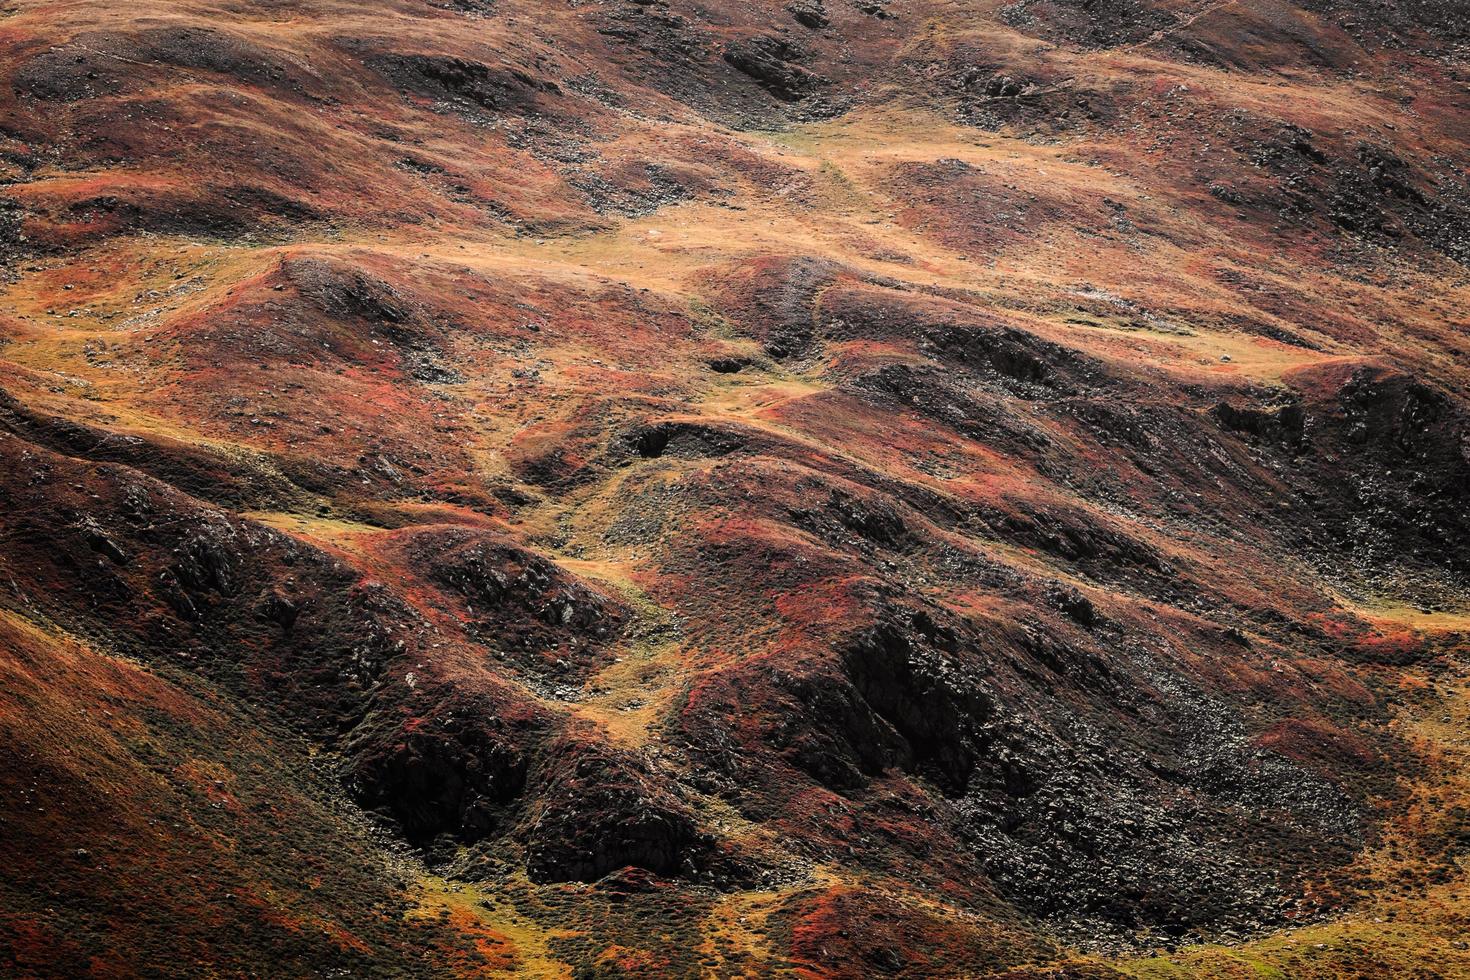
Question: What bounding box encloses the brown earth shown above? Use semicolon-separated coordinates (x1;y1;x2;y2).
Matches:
0;0;1467;976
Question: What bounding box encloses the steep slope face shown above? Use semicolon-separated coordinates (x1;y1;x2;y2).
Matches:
1;0;1468;976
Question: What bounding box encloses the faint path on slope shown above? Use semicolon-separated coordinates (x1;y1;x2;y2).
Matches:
1120;0;1243;55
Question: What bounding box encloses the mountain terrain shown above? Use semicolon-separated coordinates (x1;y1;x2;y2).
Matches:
1;0;1468;975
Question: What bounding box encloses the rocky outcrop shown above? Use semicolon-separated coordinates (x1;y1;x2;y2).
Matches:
525;741;708;883
346;690;538;843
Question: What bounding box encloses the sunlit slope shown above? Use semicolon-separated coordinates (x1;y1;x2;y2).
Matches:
1;0;1467;975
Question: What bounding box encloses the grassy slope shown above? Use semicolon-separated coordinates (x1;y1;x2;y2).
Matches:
0;0;1467;975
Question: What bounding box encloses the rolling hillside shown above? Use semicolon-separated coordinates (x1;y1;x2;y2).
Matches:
1;0;1468;975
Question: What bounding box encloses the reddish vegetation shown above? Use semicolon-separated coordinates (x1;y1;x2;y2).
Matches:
1;0;1468;975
